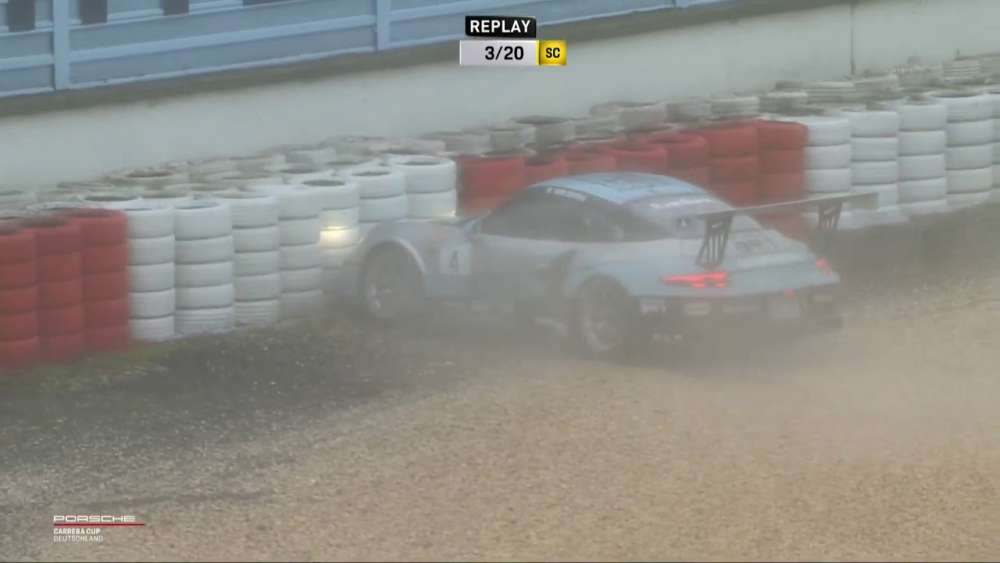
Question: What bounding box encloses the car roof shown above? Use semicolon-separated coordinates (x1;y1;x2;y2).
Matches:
529;173;712;205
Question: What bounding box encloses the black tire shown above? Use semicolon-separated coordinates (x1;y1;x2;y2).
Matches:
359;246;426;321
570;278;646;361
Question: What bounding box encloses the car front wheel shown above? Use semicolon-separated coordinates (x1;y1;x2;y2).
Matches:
360;246;426;321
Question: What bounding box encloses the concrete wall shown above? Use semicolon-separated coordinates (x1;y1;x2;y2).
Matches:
2;0;999;189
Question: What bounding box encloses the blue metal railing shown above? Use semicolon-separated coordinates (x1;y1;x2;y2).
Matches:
0;0;735;99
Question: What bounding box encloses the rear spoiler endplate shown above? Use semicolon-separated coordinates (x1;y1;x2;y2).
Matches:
695;192;878;269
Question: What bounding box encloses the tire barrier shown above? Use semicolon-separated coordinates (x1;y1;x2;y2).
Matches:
285;146;336;167
173;201;234;335
931;91;995;207
12;59;1000;372
19;217;78;362
0;225;40;369
458;152;526;215
975;87;1000;203
246;186;324;320
709;95;760;119
896;100;949;215
794;116;853;194
641;132;709;169
608;141;668;174
298;180;362;298
756;120;809;216
489;124;534;153
840;109;904;227
107;168;187;190
60;209;131;351
347;168;408;237
0;189;37;209
617;102;668;132
391;157;457;220
696;121;761;206
523;155;570;186
511;116;575;146
565;148;618;175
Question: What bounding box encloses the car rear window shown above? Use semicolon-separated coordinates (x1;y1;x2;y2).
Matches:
628;195;762;239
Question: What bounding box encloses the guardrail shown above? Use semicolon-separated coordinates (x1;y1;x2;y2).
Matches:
0;0;737;99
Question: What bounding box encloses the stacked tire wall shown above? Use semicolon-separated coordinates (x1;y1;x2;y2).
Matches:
755;121;808;203
173;201;235;335
642;132;709;187
308;178;361;293
392;156;458;220
68;209;131;352
352;168;408;238
0;225;40;368
795;116;856;227
220;192;282;327
251;185;325;319
124;206;176;342
25;217;83;362
897;100;949;216
980;88;1000;203
934;92;995;208
458;153;525;215
700;122;761;206
843;108;904;226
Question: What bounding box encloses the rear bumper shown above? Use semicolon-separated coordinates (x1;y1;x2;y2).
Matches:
636;285;841;337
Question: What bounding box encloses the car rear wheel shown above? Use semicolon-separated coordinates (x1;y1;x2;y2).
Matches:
360;246;425;321
572;278;642;360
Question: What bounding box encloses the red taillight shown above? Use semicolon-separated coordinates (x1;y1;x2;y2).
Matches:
815;258;833;274
661;271;729;289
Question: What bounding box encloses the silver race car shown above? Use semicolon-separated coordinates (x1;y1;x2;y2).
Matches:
335;173;872;358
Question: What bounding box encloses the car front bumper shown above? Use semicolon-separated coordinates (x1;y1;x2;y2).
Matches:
636;285;841;337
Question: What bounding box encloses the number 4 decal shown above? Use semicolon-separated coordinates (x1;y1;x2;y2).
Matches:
439;242;472;276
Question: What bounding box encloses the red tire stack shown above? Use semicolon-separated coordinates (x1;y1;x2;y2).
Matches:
0;225;40;370
756;120;808;202
565;146;617;175
458;152;526;215
22;217;86;362
698;121;762;207
642;132;711;187
756;120;810;240
59;209;131;352
608;140;669;174
523;153;569;186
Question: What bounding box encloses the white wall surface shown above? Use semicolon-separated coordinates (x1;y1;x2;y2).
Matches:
2;0;999;189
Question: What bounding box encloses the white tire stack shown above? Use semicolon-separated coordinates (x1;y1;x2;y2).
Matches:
932;91;995;209
897;100;949;217
137;188;195;208
978;87;1000;203
278;166;333;185
173;201;235;335
124;206;176;342
792;116;861;229
391;156;458;220
217;192;281;327
303;179;361;291
348;167;408;238
247;184;325;319
0;189;37;208
285;146;336;167
842;108;905;226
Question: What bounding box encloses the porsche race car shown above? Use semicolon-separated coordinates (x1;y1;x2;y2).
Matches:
335;173;873;358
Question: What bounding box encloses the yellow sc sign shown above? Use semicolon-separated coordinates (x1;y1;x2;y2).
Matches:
538;40;566;66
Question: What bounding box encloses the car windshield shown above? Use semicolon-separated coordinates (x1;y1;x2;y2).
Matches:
628;195;762;239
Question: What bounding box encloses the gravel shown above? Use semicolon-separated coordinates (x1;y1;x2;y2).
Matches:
1;206;999;561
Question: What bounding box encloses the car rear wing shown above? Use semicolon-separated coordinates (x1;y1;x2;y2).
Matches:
694;192;878;269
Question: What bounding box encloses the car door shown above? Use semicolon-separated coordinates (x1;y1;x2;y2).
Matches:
473;190;586;303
